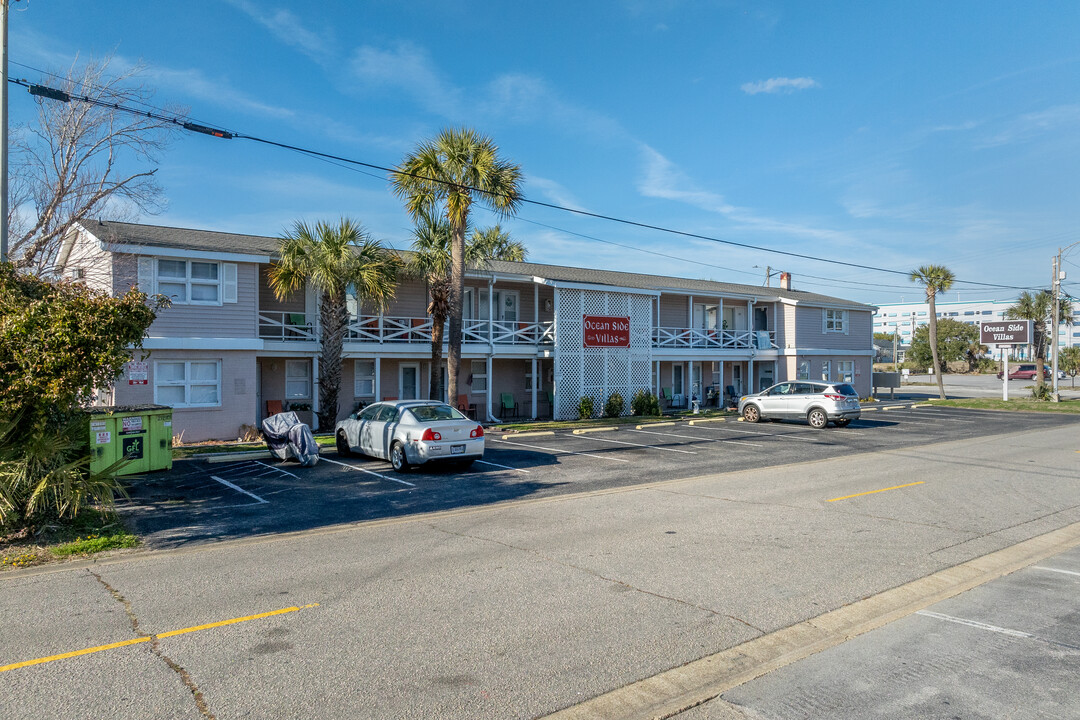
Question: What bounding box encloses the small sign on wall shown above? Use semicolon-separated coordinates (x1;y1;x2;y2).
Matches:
121;416;143;435
127;361;148;385
583;316;631;348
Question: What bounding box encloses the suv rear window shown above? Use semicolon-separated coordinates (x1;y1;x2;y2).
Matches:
832;384;858;396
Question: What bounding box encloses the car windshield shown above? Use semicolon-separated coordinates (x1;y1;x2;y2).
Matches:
408;404;466;422
833;384;858;396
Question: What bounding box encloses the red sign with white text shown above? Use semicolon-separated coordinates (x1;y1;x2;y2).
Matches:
583;315;630;348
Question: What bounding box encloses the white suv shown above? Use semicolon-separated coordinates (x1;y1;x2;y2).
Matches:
738;381;861;429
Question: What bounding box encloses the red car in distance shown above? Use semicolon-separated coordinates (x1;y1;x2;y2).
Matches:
996;364;1051;380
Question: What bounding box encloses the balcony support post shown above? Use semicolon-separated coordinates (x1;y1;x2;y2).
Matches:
531;356;538;420
374;356;381;402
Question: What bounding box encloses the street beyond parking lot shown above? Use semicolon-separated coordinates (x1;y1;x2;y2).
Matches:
119;405;1079;548
1;416;1078;719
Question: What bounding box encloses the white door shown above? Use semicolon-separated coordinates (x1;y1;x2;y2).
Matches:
400;363;419;400
732;365;743;395
672;364;684;396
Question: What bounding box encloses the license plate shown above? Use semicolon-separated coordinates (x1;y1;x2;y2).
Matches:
451;444;465;455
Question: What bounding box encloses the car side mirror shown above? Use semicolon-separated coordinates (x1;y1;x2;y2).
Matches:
349;413;358;420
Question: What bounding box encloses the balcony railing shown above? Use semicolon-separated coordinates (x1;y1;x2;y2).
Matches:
258;311;316;341
653;327;777;350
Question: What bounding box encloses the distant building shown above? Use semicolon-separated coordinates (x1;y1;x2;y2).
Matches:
873;298;1079;360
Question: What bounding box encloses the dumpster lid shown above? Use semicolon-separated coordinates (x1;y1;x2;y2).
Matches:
86;404;172;415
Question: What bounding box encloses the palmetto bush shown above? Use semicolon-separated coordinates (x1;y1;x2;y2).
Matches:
0;417;127;528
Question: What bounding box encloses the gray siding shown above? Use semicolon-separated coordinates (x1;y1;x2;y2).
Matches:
658;295;687;327
258;266;304;314
794;306;873;351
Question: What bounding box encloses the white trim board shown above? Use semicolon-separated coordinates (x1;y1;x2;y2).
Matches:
142;337;264;351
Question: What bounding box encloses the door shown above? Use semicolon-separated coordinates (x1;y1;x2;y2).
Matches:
757;362;774;394
732;365;743;395
361;404;398;459
400;363;419;400
354;404;380;453
672;364;684;398
761;382;793;417
692;364;702;400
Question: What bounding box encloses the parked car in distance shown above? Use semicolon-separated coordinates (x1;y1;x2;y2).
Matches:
738;381;861;429
996;364;1052;380
335;400;484;472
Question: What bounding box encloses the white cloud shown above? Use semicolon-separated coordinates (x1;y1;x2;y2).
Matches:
977;104;1080;148
525;176;588;213
350;42;462;118
225;0;334;64
740;76;820;95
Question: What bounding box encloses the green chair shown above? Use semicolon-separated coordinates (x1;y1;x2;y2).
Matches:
546;390;555;417
500;392;518;419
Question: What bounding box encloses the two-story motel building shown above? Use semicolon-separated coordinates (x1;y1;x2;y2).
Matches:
59;221;876;442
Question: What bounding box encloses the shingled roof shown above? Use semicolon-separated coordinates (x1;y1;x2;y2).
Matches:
81;219;874;310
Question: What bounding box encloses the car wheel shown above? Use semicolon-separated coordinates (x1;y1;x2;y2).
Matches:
807;408;828;429
390;442;411;473
742;404;761;423
835;419;851;428
335;430;351;456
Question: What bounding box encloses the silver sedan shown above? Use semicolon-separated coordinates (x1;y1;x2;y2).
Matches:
334;400;485;472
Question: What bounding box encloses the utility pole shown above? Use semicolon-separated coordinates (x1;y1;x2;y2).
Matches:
1049;252;1058;399
1;0;10;264
764;265;771;287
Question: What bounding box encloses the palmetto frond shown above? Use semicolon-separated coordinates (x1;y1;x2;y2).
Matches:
909;265;956;301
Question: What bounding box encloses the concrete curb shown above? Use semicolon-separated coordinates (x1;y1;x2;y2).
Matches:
573;427;620;435
637;422;676;429
505;431;556;438
205;450;273;463
542;519;1080;720
881;405;906;411
687;418;726;426
911;403;934;408
860;407;878;412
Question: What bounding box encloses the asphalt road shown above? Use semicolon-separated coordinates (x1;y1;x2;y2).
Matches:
893;373;1080;400
1;413;1078;719
119;405;1078;548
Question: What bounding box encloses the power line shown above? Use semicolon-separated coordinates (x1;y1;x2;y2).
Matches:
7;75;1046;293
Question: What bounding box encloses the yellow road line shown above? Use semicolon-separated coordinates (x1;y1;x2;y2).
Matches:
0;603;319;673
827;481;925;502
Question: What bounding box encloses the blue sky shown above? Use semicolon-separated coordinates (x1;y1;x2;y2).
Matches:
9;1;1080;304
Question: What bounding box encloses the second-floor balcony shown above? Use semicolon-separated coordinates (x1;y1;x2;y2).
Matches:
259;313;777;350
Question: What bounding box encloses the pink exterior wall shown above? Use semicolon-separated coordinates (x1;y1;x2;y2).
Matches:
110;350;258;443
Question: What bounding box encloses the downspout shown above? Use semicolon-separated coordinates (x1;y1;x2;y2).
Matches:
487;275;496;422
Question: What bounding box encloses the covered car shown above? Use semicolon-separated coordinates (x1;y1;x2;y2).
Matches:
261;411;320;466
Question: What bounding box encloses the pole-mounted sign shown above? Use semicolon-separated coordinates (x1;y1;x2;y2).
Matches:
981;320;1032;402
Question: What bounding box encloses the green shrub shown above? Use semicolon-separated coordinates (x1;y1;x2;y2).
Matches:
976;357;998;373
631;389;661;416
1030;384;1052;401
604;392;624;418
578;396;595;420
50;532;138;557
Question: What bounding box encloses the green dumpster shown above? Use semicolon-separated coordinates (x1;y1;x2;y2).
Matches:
88;405;173;476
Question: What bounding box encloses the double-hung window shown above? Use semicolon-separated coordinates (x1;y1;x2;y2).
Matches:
354;360;375;397
471;360;488;393
156;260;220;304
823;309;848;334
837;361;855;383
155;360;221;407
285;360;311;400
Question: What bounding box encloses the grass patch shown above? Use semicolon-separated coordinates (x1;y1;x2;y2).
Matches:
499;409;736;433
1;508;139;571
927;398;1080;413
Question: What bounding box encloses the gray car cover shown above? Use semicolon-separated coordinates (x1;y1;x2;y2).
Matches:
261;411;320;467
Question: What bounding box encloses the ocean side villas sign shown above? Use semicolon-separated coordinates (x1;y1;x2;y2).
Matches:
583;315;631;348
980;320;1031;345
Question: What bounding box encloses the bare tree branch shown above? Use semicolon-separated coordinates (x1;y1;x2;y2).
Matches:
8;54;186;274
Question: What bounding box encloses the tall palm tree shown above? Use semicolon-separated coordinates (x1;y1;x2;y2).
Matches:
409;215;527;400
1004;291;1073;390
269;219;400;430
391;128;523;406
910;265;956;399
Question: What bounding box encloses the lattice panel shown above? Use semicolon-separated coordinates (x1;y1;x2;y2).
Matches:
553;288;653;420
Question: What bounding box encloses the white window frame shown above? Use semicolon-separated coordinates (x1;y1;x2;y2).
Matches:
156;259;222;306
285;360;311;400
154;360;221;408
823;309;848;334
525;368;535;392
354;360;375;397
798;360;810;381
837;360;855;383
470;360;488;394
821;360;832;382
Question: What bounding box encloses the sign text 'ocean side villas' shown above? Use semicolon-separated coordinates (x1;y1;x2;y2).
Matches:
59;221;875;442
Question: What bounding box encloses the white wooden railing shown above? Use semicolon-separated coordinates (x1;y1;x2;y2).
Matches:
652;327;777;349
349;316;555;345
258;311;316;341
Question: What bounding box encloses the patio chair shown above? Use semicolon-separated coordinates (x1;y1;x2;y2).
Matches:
724;385;738;408
545;390;555;417
457;394;477;419
500;392;518;419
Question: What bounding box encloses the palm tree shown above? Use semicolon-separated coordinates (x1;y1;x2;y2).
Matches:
910;265;956;399
409;215;527;401
391;128;523;406
269;219;400;430
1004;291;1073;390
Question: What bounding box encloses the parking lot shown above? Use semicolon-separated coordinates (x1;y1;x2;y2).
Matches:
120;405;1080;548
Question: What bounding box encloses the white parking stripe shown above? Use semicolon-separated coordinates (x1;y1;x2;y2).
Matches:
582;435;697;454
495;438;630;462
1033;566;1080;578
210;475;268;504
475;459;530;473
255;460;300;478
320;457;417;487
690;425;818;442
628;428;763;447
915;610;1035;639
